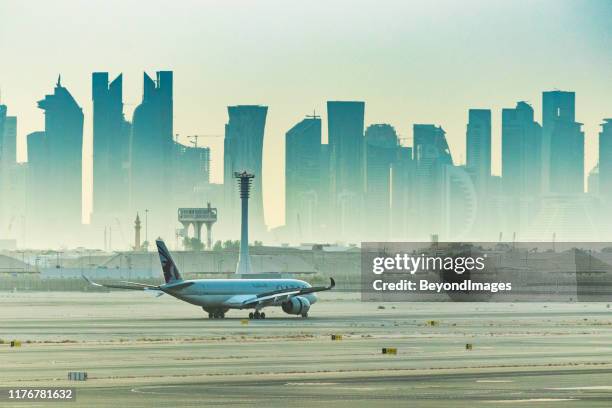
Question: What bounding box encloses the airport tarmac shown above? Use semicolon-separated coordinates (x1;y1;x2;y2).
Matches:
2;291;612;407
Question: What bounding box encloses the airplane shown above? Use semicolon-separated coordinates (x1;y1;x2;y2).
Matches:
83;239;335;319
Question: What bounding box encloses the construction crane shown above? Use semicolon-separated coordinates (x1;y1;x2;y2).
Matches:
180;134;223;149
306;109;320;120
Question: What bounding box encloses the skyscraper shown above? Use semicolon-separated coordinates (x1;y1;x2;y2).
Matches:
501;101;542;198
0;105;5;144
0;105;7;172
0;105;15;163
285;115;322;241
27;77;84;245
442;165;477;240
131;71;174;237
172;142;211;207
327;101;365;238
542;91;584;194
0;106;8;234
413;124;453;237
318;143;332;238
391;146;414;239
364;124;398;239
0;114;18;206
2;117;16;165
223;105;268;238
501;101;544;237
465;109;491;195
26;131;48;243
92;72;131;223
598;119;612;201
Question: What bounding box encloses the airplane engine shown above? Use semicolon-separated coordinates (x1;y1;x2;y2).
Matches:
282;296;311;316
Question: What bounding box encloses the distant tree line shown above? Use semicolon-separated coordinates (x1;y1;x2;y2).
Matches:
183;238;263;251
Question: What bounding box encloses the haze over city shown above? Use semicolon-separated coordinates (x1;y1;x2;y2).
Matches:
1;0;610;229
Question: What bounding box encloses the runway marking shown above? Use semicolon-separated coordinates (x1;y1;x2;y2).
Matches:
476;380;513;383
285;383;380;391
486;399;578;403
547;386;612;390
334;387;379;391
131;385;184;395
285;382;338;386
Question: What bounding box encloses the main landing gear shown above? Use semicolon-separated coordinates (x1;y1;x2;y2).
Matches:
205;309;225;319
248;311;266;319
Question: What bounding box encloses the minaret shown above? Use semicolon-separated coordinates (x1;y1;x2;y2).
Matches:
134;213;141;251
203;202;216;250
234;171;254;274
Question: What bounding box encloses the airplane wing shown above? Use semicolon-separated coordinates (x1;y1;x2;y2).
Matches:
223;294;258;307
82;274;161;291
230;278;335;308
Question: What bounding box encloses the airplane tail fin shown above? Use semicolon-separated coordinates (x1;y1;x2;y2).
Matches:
156;238;183;283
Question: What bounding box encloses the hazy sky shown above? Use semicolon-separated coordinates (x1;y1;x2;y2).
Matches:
0;0;610;228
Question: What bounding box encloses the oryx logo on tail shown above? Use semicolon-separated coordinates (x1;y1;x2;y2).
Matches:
156;239;183;283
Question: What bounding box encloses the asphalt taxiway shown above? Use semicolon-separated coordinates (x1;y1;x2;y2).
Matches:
2;291;612;407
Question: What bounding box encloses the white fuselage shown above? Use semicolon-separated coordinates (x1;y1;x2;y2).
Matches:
162;278;317;311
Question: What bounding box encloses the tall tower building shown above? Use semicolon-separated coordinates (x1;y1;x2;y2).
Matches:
0;110;19;237
327;101;365;238
542;91;584;194
0;105;5;149
0;105;17;166
27;77;84;245
501;101;543;237
442;165;478;240
318;143;332;238
391;146;414;239
223;105;268;238
598;119;612;202
0;104;7;172
26;131;47;245
131;71;174;236
0;105;7;233
465;109;491;195
285;115;322;241
413;124;453;238
172;143;211;207
502;101;542;198
92;72;131;223
364;124;398;239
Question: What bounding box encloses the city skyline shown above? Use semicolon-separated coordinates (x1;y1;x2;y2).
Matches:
2;81;612;247
0;0;611;229
4;75;609;246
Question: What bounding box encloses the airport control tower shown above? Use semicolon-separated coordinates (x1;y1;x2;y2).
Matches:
235;171;254;274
